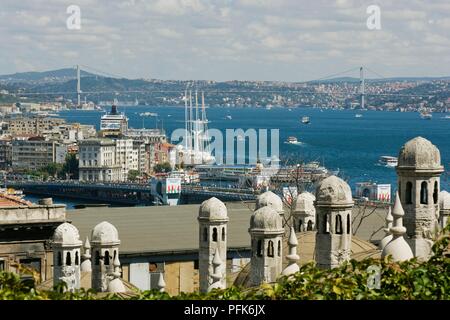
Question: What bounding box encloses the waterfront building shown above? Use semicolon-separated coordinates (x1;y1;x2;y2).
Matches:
56;123;97;142
78;138;122;182
115;139;139;179
124;128;166;145
0;138;12;170
355;182;391;203
11;137;60;171
123;128;168;175
5;116;65;136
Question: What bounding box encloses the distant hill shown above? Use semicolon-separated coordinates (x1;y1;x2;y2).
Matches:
0;68;96;82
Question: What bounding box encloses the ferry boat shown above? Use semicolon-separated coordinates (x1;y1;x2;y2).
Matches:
194;164;260;181
379;156;398;167
169;170;200;184
301;116;310;124
285;136;303;145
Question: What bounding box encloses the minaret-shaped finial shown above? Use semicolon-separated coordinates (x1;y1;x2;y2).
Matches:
379;206;394;250
157;273;166;293
207;248;225;292
112;253;121;278
81;236;92;272
382;192;413;261
107;253;126;293
391;192;406;234
282;227;300;276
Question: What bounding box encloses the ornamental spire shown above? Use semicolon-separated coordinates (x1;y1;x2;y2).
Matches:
282;227;300;276
381;192;413;261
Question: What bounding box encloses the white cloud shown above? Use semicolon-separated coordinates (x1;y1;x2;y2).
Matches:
0;0;448;81
155;28;182;39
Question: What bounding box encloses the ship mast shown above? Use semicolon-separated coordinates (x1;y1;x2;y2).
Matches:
360;66;365;110
195;90;199;153
202;91;209;154
184;90;188;149
189;90;193;151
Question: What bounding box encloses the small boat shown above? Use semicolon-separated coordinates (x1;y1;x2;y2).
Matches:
379;156;398;167
355;114;363;118
139;112;158;117
266;105;273;110
285;136;303;145
301;116;310;124
420;111;432;120
226;115;232;120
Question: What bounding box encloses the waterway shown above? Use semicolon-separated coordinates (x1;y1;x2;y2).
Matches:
25;106;450;208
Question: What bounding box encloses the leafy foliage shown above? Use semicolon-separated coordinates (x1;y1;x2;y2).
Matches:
153;162;172;173
127;169;140;181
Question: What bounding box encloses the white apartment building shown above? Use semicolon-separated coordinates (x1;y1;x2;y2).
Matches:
78;139;122;182
115;139;138;179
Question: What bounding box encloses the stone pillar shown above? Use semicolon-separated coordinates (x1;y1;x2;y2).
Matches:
315;176;354;269
198;197;228;293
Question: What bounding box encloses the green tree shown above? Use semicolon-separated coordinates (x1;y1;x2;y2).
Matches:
61;153;79;180
39;163;63;178
153;162;172;173
128;169;140;181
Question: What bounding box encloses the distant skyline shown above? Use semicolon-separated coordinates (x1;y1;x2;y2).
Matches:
1;0;449;82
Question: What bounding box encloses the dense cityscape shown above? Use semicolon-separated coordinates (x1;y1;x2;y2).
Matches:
0;68;449;112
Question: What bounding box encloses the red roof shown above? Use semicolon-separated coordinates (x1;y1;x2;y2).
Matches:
0;194;33;207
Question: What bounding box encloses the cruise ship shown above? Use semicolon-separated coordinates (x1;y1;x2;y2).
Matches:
379;156;398;167
100;103;129;135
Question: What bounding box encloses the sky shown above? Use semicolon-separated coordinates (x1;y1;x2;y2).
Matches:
0;0;449;81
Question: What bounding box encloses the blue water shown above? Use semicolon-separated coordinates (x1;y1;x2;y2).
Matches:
57;106;450;192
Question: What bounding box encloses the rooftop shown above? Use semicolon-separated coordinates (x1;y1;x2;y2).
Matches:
68;202;254;255
67;201;388;256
